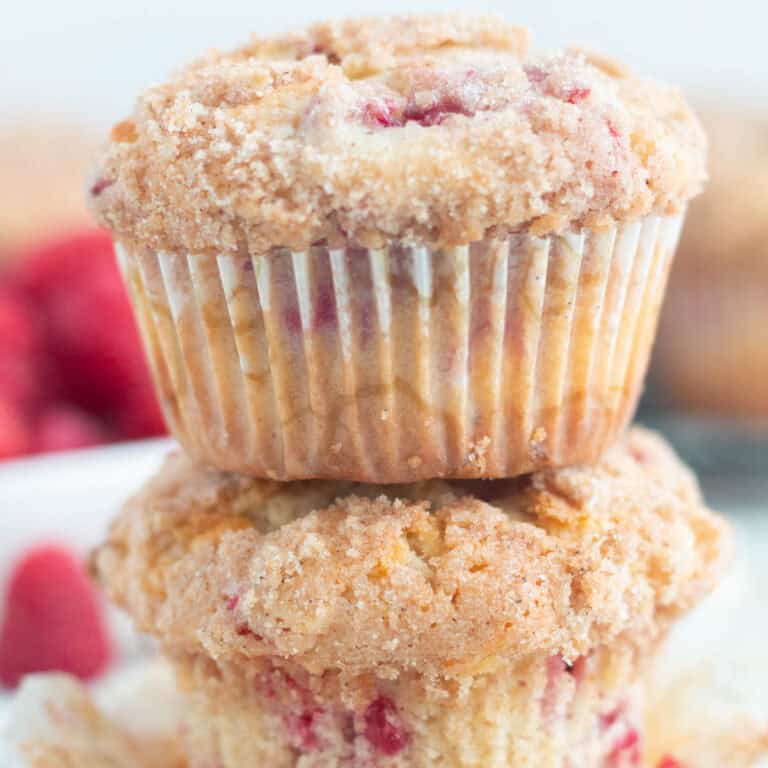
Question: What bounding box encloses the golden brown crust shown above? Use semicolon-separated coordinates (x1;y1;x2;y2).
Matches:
90;14;706;255
94;428;730;679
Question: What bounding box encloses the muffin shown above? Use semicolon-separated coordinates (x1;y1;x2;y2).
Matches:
653;110;768;418
93;428;731;768
89;14;706;482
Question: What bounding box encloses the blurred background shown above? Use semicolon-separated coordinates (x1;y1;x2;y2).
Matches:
3;0;768;124
0;2;767;756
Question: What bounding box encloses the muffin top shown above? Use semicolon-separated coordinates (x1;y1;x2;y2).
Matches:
90;14;706;256
94;428;730;680
676;109;768;271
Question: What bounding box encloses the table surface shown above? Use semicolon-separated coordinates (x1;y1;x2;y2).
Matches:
0;438;766;765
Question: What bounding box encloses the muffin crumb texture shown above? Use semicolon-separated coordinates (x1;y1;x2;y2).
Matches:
91;14;706;255
94;428;731;679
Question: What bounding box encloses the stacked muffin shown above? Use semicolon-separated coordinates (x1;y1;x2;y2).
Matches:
89;15;731;768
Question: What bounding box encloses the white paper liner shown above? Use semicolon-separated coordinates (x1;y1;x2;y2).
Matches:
118;213;683;481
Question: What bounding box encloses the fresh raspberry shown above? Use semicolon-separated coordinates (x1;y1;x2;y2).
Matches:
0;353;43;414
0;286;46;410
0;544;112;688
35;405;107;453
43;255;148;412
0;398;33;460
0;286;39;357
116;377;166;439
13;228;163;434
14;229;115;301
364;696;409;756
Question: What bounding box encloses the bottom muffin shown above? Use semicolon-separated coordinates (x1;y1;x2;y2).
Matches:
94;428;731;768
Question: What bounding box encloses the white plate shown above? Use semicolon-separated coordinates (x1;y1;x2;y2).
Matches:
0;440;767;765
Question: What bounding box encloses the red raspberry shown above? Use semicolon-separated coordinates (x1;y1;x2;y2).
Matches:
0;544;112;688
13;229;163;433
0;353;42;414
43;254;147;412
116;377;166;439
0;398;33;460
0;285;38;356
35;405;107;453
14;229;115;300
364;696;409;756
0;286;46;410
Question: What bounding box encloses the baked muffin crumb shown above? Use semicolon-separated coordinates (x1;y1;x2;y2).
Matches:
94;428;731;679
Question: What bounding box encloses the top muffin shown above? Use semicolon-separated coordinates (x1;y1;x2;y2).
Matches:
90;14;706;255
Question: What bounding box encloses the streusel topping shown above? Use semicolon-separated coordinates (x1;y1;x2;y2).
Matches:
90;14;706;255
94;429;730;679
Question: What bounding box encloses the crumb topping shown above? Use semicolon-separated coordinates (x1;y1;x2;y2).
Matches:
90;14;706;255
94;428;730;679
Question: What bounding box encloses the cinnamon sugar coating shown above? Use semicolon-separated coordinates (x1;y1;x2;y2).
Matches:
90;14;706;255
94;428;730;679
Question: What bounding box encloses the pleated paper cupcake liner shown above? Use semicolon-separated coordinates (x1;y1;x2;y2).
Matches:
117;213;683;481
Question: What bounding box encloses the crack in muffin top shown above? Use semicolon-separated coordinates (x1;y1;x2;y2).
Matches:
94;429;730;680
90;14;707;256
